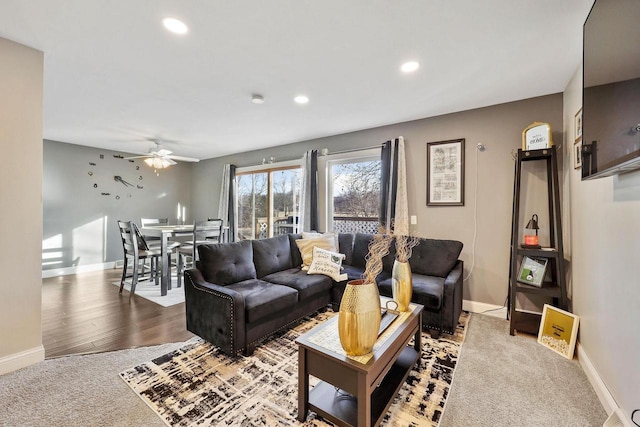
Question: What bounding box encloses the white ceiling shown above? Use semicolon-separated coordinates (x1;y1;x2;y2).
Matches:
0;0;594;160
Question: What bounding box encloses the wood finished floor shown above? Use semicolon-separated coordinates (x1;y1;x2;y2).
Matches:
42;268;193;358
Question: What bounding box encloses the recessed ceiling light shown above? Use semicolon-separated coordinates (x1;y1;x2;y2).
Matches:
401;61;420;73
252;94;265;104
294;95;309;104
163;17;188;34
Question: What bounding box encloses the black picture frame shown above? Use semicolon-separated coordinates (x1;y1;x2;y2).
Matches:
427;139;465;206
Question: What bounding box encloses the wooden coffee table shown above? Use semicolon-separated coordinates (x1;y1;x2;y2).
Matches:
296;299;423;427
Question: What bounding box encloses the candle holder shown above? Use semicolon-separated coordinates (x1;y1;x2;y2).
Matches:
522;214;541;249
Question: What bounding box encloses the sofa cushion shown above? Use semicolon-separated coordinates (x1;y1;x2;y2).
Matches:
338;233;355;266
198;241;256;285
252;235;293;278
226;278;298;323
378;273;445;311
352;233;372;268
288;234;303;267
341;264;366;282
409;239;464;277
262;268;333;300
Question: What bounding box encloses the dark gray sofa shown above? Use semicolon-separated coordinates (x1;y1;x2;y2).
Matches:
184;233;463;356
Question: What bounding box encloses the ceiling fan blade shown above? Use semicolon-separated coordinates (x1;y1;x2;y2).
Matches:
123;155;152;159
164;158;178;166
166;155;200;163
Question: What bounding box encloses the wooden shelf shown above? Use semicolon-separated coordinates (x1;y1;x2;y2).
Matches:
511;311;542;336
509;146;568;336
515;281;562;298
516;247;559;258
308;347;419;426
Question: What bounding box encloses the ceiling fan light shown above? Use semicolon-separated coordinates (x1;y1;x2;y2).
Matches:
144;158;154;167
160;158;173;168
153;157;165;169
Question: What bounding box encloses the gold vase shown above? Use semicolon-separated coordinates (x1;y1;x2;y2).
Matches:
392;260;412;312
338;279;381;356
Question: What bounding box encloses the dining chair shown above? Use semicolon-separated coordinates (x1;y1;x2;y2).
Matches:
117;220;161;301
177;219;224;286
118;221;180;300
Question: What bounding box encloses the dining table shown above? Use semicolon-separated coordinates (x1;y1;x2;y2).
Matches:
140;224;194;296
141;224;229;296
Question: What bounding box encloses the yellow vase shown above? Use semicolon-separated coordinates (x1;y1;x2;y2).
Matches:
392;260;412;312
338;279;381;356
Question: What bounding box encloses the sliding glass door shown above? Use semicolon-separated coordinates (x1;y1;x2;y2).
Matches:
236;166;302;240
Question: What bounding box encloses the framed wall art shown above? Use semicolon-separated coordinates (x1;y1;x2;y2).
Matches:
427;139;465;206
574;108;582;142
574;139;583;169
537;304;580;360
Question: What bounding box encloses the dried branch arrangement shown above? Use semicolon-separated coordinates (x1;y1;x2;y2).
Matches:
395;234;420;263
362;232;392;284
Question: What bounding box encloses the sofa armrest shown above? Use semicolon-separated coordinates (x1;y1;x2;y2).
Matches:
440;260;464;333
184;268;246;356
444;260;463;289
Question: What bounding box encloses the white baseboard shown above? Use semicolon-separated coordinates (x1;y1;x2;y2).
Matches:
0;345;45;375
463;299;507;319
42;261;116;278
576;341;624;419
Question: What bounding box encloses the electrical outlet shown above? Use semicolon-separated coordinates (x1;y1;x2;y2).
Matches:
410;215;417;225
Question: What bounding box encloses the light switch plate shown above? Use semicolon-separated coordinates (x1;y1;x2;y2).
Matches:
410;215;417;225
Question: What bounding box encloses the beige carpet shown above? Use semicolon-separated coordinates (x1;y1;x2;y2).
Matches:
120;311;469;426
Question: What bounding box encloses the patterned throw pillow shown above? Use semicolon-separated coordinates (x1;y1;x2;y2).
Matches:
307;246;347;281
295;235;338;270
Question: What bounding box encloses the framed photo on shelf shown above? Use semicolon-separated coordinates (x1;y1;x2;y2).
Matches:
427;138;465;206
517;256;547;287
574;108;583;142
522;122;553;151
538;304;580;360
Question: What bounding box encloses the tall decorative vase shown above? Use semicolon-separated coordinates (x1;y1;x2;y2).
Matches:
338;279;381;356
392;260;412;312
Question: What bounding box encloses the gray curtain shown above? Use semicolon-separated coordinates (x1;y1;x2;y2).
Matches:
380;137;407;234
299;150;318;232
217;164;237;241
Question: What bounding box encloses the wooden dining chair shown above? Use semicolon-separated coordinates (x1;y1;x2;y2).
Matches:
177;219;224;286
117;220;161;301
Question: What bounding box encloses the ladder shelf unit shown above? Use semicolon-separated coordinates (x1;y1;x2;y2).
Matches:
508;147;568;336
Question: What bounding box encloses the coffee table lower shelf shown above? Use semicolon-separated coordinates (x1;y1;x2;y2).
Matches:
308;347;419;426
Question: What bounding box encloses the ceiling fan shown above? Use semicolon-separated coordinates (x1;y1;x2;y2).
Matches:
125;140;199;170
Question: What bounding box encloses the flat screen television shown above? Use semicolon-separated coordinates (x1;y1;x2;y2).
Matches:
581;0;640;180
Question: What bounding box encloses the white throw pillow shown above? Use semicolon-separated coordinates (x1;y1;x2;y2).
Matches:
307;246;347;282
295;234;339;270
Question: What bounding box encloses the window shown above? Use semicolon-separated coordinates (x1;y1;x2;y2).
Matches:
319;149;381;234
236;164;302;240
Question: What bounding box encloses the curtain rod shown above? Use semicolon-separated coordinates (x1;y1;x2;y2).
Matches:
322;144;384;156
237;143;387;169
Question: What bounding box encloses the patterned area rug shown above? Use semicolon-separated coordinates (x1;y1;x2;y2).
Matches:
120;311;469;426
111;276;184;307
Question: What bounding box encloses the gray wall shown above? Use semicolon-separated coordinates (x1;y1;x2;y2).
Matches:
192;94;563;307
564;67;639;419
0;38;43;366
43;140;193;270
